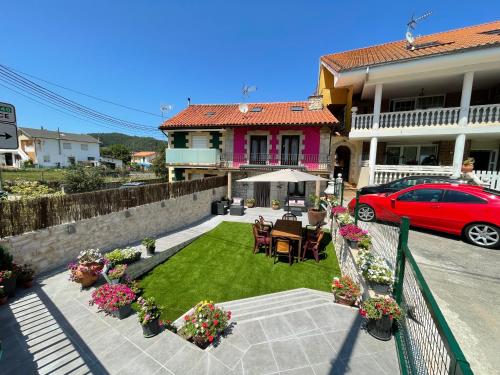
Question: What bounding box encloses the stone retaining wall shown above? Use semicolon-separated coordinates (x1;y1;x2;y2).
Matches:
0;186;227;273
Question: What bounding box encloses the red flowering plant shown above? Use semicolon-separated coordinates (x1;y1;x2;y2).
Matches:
179;300;231;347
339;224;370;243
332;206;347;217
89;283;135;314
360;296;403;321
331;276;361;304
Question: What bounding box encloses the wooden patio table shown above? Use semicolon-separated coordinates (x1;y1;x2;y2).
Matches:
270;219;303;262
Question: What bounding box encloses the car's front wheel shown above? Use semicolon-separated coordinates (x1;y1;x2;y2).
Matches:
356;204;376;222
464;223;500;248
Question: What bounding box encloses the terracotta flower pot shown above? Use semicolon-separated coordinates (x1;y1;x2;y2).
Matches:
75;263;102;288
23;279;34;289
272;204;280;210
142;318;161;338
366;315;393;341
247;202;255;208
334;294;356;307
461;164;474;173
308;209;327;226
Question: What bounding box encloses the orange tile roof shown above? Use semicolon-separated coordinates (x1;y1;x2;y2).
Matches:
321;21;500;72
159;101;338;129
133;151;156;157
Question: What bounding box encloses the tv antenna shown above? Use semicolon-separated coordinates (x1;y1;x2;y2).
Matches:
239;84;257;113
160;104;173;119
406;11;432;50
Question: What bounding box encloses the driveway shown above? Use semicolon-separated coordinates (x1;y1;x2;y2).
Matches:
408;228;500;375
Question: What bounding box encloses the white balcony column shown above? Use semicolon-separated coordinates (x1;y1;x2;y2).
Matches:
452;133;466;177
227;171;232;199
368;83;383;184
458;71;474;127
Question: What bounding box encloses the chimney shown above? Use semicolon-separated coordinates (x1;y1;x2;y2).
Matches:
187;97;191;106
307;95;323;110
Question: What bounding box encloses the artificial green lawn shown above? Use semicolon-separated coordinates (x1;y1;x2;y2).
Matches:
140;221;341;320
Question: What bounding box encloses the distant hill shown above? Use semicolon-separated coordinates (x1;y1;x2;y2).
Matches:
89;133;166;151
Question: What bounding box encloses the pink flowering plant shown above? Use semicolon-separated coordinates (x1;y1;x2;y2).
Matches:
89;283;135;314
67;262;102;282
179;300;231;346
339;224;369;242
108;264;127;282
137;296;163;325
332;206;347;217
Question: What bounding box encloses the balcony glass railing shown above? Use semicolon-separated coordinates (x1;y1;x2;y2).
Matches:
165;148;221;166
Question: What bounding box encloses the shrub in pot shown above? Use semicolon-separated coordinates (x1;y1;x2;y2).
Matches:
245;198;256;208
336;212;354;227
0;270;16;298
179;301;231;348
105;248;141;265
332;206;347;219
331;276;361;306
142;237;156;256
307;195;327;226
107;264;127;284
339;224;369;248
89;283;135;319
0;285;7;305
360;296;403;341
137;297;163;338
18;264;35;288
356;250;393;294
271;199;280;210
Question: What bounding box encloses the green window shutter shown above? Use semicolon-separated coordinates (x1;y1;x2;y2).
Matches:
173;132;188;149
174;168;185;181
210;132;221;149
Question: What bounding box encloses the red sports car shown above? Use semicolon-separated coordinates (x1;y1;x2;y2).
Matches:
348;183;500;248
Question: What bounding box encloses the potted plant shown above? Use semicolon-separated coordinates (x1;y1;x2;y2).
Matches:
331;276;361;306
137;297;163;338
89;283;136;319
307;195;327;225
0;286;7;305
68;249;104;287
0;270;16;298
339;224;369;248
271;199;280;210
360;296;403;341
461;157;474;173
142;237;156;256
336;212;354;227
107;264;127;284
179;300;231;349
357;236;372;251
105;248;141;265
356;250;393;294
18;264;35;288
332;206;347;219
245;198;256;208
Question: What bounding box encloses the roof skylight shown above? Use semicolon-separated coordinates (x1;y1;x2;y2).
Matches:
205;111;216;116
291;106;304;112
480;29;500;36
250;107;263;112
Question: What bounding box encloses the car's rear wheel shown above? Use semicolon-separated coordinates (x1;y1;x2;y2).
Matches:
464;223;500;248
357;204;376;222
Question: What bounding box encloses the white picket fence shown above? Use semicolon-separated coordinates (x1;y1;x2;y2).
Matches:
374;165;500;191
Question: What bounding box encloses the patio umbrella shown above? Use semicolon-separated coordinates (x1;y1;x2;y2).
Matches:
237;169;328;211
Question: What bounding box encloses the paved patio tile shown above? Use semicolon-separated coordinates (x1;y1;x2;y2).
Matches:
340;354;387;374
270;338;309;372
282;310;318;335
99;339;142;373
145;332;187;364
84;330;126;358
279;366;315;375
305;304;339;328
234;320;268;344
218;330;251;352
190;355;209;375
210;341;244;369
259;315;294;341
127;328;164;350
208;355;232;375
297;333;338;365
228;360;244;375
324;329;370;360
372;349;400;374
241;343;278;375
164;344;206;374
115;352;164;374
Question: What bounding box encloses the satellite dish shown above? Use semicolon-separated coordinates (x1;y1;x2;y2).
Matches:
238;103;249;113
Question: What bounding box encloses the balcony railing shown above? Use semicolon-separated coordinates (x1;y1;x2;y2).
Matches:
165;148;221;166
222;153;331;171
352;103;500;131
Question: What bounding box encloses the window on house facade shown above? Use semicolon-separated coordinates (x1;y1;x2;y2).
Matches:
390;95;445;112
81;144;88;151
43;155;50;163
249;136;268;164
88;157;95;161
67;157;76;165
288;182;305;197
385;145;438;165
63;142;72;149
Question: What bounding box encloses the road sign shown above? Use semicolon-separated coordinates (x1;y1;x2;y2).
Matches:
0;102;18;149
0;102;16;124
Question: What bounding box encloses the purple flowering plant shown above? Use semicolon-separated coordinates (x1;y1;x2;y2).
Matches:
89;283;135;314
137;296;162;325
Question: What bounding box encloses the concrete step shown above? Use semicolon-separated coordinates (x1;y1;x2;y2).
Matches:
217;288;310;310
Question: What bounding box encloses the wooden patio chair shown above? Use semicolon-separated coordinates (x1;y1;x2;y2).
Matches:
252;224;270;255
302;230;325;263
259;215;273;232
281;213;297;221
273;237;293;265
305;223;322;242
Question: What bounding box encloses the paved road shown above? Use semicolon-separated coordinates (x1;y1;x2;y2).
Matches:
408;228;500;375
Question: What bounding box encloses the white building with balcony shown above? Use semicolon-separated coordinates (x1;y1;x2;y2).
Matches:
318;21;500;189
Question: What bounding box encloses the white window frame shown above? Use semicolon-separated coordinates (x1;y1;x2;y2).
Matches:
81;143;89;151
63;142;72;150
385;144;439;165
390;94;446;112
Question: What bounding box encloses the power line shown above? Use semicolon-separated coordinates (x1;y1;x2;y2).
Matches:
0;65;159;132
4;64;163;118
0;82;158;137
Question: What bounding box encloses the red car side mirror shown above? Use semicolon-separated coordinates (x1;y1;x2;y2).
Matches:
391;198;396;208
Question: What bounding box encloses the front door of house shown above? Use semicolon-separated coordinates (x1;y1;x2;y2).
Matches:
250;136;267;164
281;135;300;165
255;182;270;207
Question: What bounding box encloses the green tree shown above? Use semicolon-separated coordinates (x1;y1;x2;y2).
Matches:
151;147;168;178
101;144;132;163
63;166;105;193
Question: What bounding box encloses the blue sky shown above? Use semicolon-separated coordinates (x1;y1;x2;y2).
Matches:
1;1;497;139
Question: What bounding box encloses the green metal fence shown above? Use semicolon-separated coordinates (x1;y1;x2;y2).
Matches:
393;217;473;375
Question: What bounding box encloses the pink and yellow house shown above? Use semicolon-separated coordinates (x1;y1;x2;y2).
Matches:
159;96;338;206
